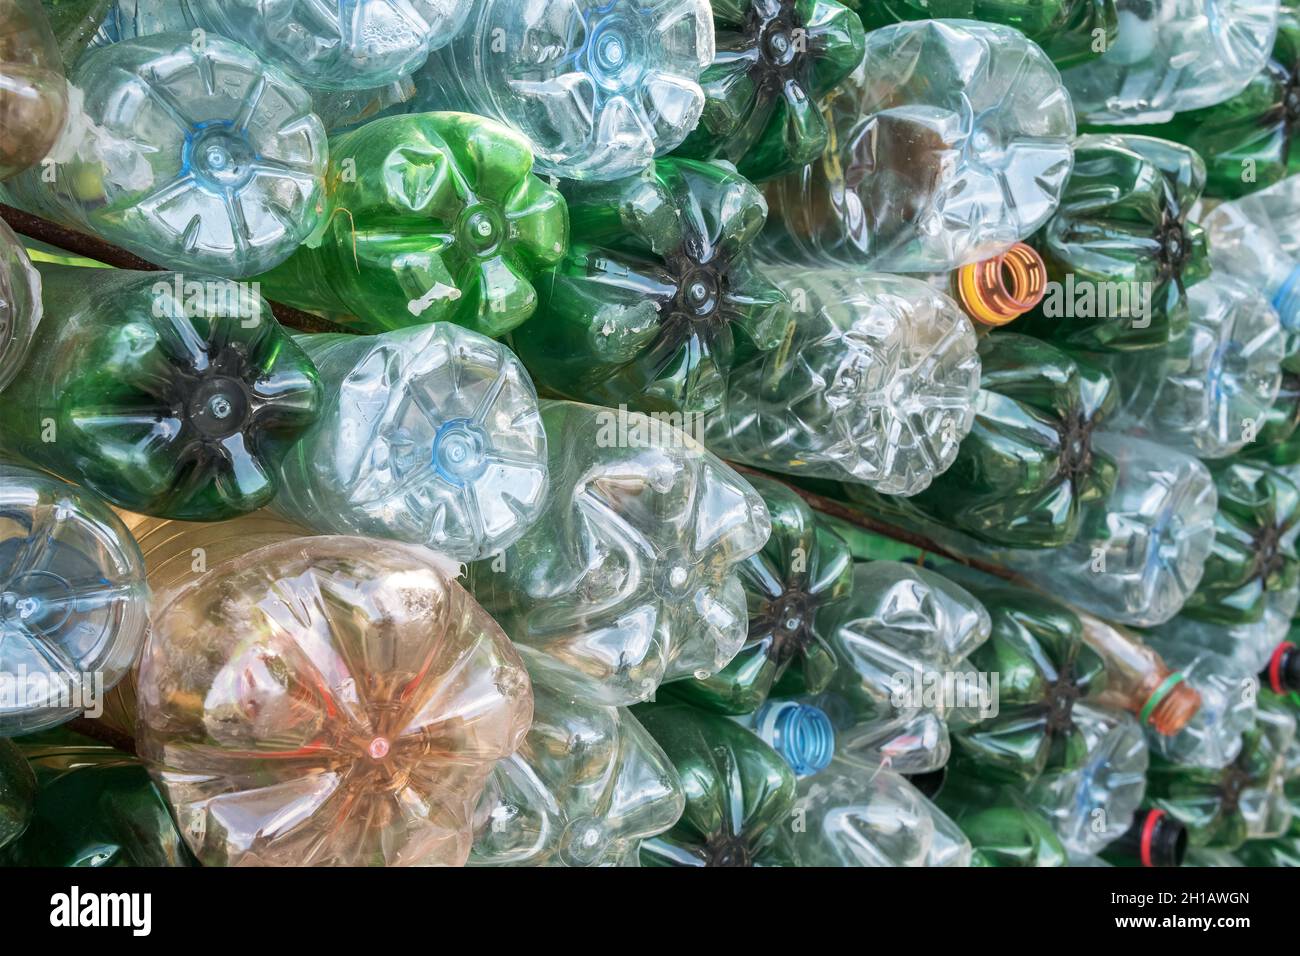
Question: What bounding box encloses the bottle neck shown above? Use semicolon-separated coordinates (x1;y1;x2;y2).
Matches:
752;701;835;778
1111;809;1188;867
1272;263;1300;331
954;243;1047;328
1263;641;1300;696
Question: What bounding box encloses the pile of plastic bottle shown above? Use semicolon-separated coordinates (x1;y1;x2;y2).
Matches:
1;0;1300;868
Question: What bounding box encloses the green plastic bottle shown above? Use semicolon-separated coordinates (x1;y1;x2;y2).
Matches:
510;158;792;417
256;112;569;337
0;264;322;521
673;0;866;182
0;739;35;851
936;772;1069;867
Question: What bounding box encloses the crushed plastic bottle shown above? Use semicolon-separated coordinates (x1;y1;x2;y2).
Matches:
1143;635;1258;770
0;737;35;849
1024;706;1148;855
467;401;770;707
1060;0;1280;124
674;0;866;181
469;678;683;867
936;772;1069;866
802;561;992;774
255;112;569;338
95;0;472;91
665;474;853;714
1019;134;1209;352
1096;275;1283;459
784;756;973;866
126;512;533;867
0;463;148;737
512;157;789;417
845;333;1119;549
0;264;322;521
762;19;1075;272
704;269;981;495
2;33;327;278
634;702;798;866
0;218;41;394
272;324;548;562
413;0;715;181
0;0;68;180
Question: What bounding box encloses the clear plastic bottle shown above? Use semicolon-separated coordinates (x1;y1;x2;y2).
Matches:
125;511;533;867
3;34;327;278
0;218;40;394
761;19;1075;272
0;0;68;180
705;269;982;496
1098;276;1283;458
783;756;972;866
413;0;715;181
467;400;771;707
1024;705;1148;855
272;325;548;563
95;0;472;91
0;463;148;737
469;677;683;867
1060;0;1280;124
0;264;322;521
988;433;1218;626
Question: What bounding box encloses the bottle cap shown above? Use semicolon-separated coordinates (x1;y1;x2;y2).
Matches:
955;243;1047;327
1109;809;1188;867
1264;641;1300;695
1140;673;1199;735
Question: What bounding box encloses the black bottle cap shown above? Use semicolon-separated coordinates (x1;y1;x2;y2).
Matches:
1108;809;1188;868
1262;642;1300;694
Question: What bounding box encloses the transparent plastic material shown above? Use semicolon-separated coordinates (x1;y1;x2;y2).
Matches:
706;269;981;495
1060;0;1279;124
989;433;1218;626
1144;636;1258;770
467;401;770;706
0;0;68;180
96;0;472;91
1025;706;1148;855
0;264;322;521
805;561;992;774
0;218;40;394
0;738;35;847
1203;191;1300;333
415;0;715;181
3;34;327;278
256;112;568;338
0;463;148;737
784;758;972;866
1098;276;1283;458
762;19;1075;272
273;326;548;562
936;774;1069;866
129;515;533;867
1080;612;1203;736
1151;587;1300;674
470;679;683;866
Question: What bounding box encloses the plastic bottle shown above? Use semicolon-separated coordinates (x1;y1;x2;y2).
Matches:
469;678;683;867
1098;808;1189;866
1110;2;1300;199
0;0;68;180
986;433;1218;626
125;511;533;867
1059;0;1279;124
634;703;799;866
1143;635;1258;770
2;34;327;278
95;0;472;91
467;400;771;707
664;474;854;714
674;0;866;182
511;157;789;418
784;756;973;866
704;269;982;495
0;463;148;737
255;112;569;338
0;218;41;394
936;772;1069;866
1202;181;1300;331
1018;134;1210;352
271;325;548;563
1024;706;1149;855
801;561;992;774
0;264;322;521
413;0;715;181
0;738;35;849
0;728;191;866
1097;276;1283;458
844;0;1118;68
845;333;1118;549
761;19;1075;273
